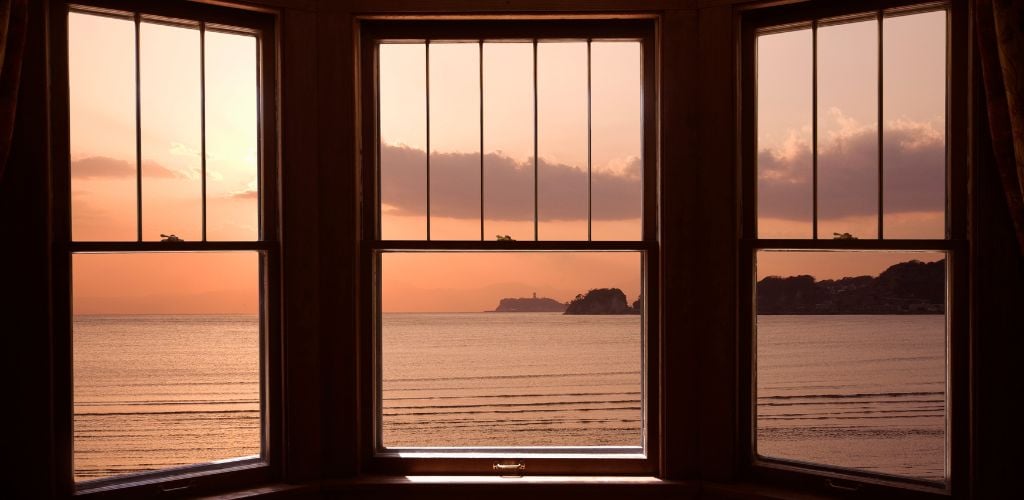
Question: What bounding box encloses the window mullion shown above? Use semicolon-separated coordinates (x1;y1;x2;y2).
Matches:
200;22;208;242
425;40;432;242
877;11;885;240
811;19;818;240
532;39;538;242
134;12;143;242
479;40;484;241
587;39;593;242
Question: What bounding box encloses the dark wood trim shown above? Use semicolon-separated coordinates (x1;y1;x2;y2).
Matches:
360;19;654;42
743;0;948;31
67;241;276;252
369;241;656;251
47;0;75;496
357;24;379;476
946;1;969;497
737;7;757;482
317;6;361;479
657;8;701;481
278;6;322;484
695;3;739;482
69;0;270;27
256;9;283;485
748;238;961;250
348;0;691;15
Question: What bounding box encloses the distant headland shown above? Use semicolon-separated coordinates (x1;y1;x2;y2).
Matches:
565;288;641;315
491;288;643;314
492;293;567;312
757;259;945;314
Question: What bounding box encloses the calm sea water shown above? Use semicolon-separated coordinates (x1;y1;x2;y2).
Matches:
73;313;944;482
381;312;643;448
757;315;946;482
73;315;261;481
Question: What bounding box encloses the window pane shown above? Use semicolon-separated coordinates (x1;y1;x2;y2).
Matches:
537;42;588;241
205;31;259;241
73;252;261;481
883;11;946;239
140;22;203;242
483;42;535;242
69;12;137;241
380;252;643;448
591;41;642;241
380;43;427;240
757;28;813;239
755;250;946;481
429;43;481;240
817;20;879;239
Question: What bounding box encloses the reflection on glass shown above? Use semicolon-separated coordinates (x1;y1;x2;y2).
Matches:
757;28;813;239
591;42;642;241
483;42;535;242
205;31;259;241
140;22;203;242
883;11;946;239
380;252;642;447
380;43;427;240
817;20;878;239
537;42;588;241
755;250;946;481
69;12;137;241
73;252;260;481
429;43;481;240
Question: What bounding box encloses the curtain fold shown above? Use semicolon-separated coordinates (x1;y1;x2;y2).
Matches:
976;0;1024;255
0;0;28;182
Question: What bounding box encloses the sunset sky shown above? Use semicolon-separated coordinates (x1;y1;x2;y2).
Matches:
69;10;948;314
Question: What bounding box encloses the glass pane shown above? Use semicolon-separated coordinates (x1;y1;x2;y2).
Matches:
883;11;946;239
817;20;879;240
380;43;427;240
755;250;946;482
591;41;642;241
205;31;259;241
483;42;535;242
140;22;203;242
73;252;261;481
69;12;137;241
757;28;813;239
537;42;588;241
380;252;643;447
428;43;481;240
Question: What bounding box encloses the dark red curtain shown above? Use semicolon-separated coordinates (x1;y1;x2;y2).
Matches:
976;0;1024;255
0;0;28;182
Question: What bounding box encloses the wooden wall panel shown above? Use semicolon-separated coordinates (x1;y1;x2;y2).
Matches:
316;2;360;477
659;7;703;480
695;4;739;482
280;7;323;483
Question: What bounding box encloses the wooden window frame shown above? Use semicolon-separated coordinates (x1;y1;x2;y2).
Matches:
356;17;661;476
737;0;969;497
47;0;281;497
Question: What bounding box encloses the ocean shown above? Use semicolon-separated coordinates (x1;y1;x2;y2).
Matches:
73;313;944;482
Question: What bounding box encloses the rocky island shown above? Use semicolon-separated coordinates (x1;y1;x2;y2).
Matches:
757;259;945;314
492;293;567;312
564;288;642;315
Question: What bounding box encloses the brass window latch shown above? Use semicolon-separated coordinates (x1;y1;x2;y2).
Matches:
492;461;526;477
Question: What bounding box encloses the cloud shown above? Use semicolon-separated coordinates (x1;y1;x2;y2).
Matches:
758;117;945;220
71;156;181;179
381;144;642;221
230;189;258;199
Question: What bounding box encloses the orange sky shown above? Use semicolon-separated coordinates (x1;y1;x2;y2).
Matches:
69;10;949;314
